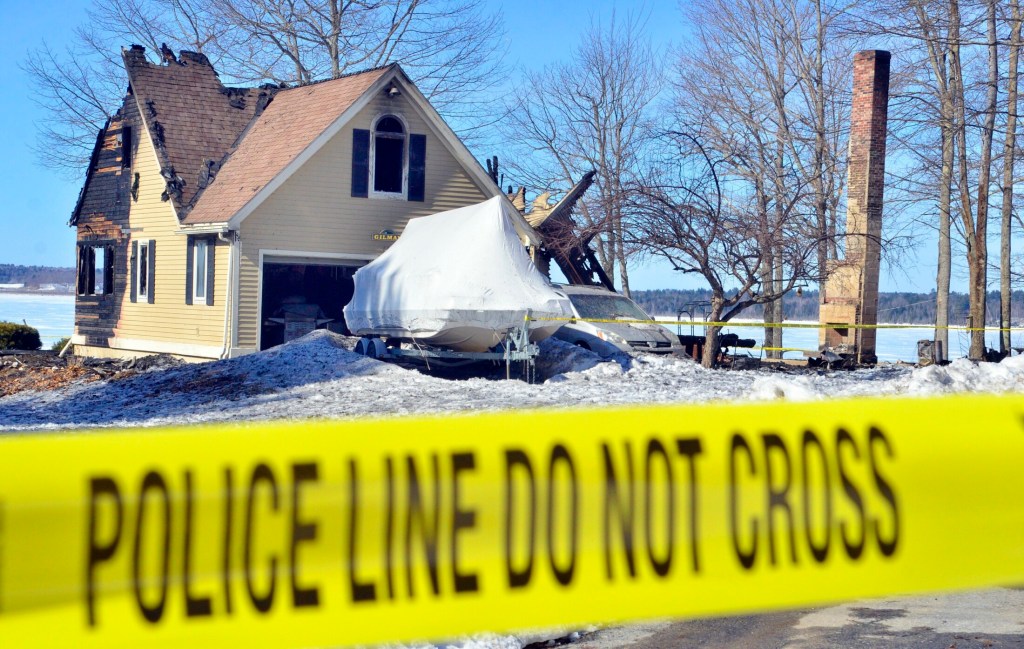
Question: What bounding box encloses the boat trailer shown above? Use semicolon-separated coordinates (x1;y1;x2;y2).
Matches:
353;320;540;382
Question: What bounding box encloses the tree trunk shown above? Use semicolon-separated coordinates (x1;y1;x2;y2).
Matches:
703;296;724;368
616;204;631;296
761;257;776;357
813;0;828;282
773;257;784;358
936;120;953;359
949;0;996;361
917;0;957;361
1000;0;1021;354
968;0;998;359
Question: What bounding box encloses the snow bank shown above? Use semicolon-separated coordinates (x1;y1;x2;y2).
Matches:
3;332;1024;433
906;356;1024;394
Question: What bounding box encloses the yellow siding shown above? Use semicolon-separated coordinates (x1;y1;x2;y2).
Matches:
236;94;491;349
113;130;229;353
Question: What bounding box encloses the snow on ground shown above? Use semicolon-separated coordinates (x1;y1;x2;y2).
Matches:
3;332;1024;649
2;329;1024;432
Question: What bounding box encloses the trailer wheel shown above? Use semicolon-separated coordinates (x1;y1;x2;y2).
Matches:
354;337;386;359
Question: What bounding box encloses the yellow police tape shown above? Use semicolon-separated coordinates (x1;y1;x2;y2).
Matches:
2;394;1024;648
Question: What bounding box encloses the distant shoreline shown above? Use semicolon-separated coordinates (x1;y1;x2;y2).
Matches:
0;290;74;296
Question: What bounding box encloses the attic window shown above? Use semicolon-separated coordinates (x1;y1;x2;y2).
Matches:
351;120;425;201
371;115;406;196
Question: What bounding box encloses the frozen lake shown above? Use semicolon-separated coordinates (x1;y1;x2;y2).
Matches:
0;293;75;348
0;293;1013;362
658;317;1014;363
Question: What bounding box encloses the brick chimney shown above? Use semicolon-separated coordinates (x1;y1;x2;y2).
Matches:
819;50;891;364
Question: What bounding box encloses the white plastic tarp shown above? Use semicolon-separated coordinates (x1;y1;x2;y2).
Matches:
343;196;572;352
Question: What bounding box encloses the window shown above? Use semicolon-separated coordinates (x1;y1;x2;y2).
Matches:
131;239;155;304
194;239;208;300
372;115;406;195
138;242;149;299
352;119;425;201
186;236;215;306
77;243;114;296
567;293;653;321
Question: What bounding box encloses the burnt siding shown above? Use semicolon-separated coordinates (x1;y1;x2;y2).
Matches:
75;96;140;345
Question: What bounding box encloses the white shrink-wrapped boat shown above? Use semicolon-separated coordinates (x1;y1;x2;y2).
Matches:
343;196;573;352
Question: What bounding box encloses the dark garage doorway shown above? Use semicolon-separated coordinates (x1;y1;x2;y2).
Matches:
260;261;362;350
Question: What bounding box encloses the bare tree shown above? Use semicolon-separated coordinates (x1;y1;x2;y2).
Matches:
854;0;1014;360
25;0;503;173
25;0;224;174
499;12;660;296
629;132;821;367
878;0;961;358
672;0;852;358
950;0;998;359
23;43;124;173
212;0;502;111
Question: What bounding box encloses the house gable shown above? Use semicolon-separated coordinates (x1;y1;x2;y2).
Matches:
121;45;269;216
183;66;394;226
183;66;537;244
231;87;493;351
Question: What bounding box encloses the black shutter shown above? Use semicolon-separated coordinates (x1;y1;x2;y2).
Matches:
352;129;370;197
147;239;156;304
206;239;215;306
130;241;138;303
121;126;132;168
103;246;114;294
185;237;194;305
408;134;426;202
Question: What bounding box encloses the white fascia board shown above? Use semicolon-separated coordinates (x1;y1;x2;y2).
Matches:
261;249;376;263
176;224;231;235
226;70;398;230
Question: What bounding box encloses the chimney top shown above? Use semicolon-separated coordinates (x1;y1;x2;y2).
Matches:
123;44;147;66
854;50;891;63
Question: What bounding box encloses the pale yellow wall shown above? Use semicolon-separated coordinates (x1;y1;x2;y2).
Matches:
113;127;229;353
236;93;492;349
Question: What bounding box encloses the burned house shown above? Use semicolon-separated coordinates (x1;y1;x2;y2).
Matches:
71;46;535;360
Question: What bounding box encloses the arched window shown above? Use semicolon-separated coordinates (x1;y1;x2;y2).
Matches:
372;115;406;195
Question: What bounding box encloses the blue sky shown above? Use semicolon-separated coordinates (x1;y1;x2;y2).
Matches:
0;0;91;270
0;0;945;293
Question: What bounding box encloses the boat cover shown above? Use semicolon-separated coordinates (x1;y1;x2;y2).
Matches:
343;196;573;352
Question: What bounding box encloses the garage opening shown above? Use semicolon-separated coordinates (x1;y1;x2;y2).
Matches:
260;260;364;350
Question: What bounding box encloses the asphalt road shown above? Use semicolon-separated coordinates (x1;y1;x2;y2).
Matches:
573;589;1024;648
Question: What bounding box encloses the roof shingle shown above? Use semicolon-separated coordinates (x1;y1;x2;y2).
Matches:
183;65;391;225
121;46;269;215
